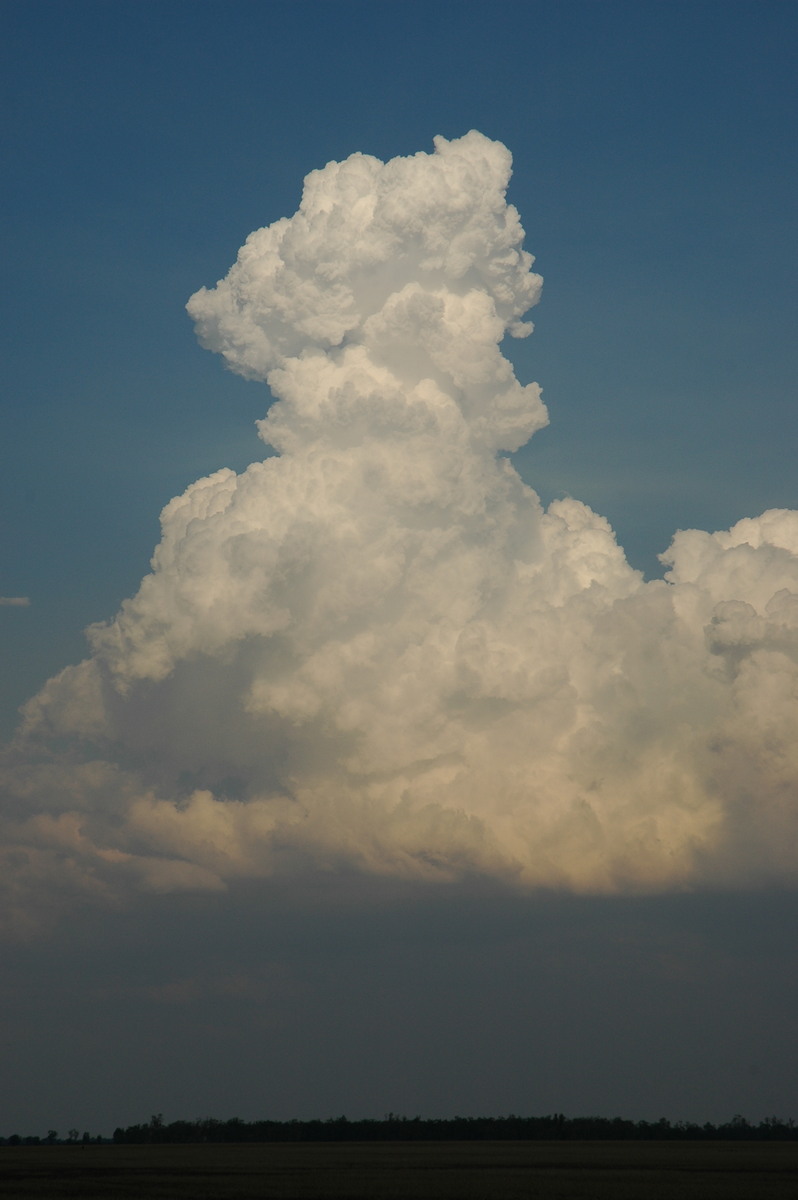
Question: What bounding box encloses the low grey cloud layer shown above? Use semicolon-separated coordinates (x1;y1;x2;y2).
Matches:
3;132;798;938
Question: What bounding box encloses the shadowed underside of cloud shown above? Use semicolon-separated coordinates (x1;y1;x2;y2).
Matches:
3;132;798;936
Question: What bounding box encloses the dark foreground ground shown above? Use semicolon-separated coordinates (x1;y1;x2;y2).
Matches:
2;1140;798;1199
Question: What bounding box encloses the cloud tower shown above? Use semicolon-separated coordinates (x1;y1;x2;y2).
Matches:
4;132;798;935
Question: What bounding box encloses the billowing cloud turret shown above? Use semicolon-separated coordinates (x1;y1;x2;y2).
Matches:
4;132;798;935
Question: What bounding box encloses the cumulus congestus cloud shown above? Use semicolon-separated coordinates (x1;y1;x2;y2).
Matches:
3;131;798;933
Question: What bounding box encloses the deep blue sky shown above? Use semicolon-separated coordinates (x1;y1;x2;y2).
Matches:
2;0;796;735
1;1;797;1135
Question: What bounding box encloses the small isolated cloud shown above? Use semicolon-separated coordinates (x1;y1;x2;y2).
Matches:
2;131;798;937
0;597;30;607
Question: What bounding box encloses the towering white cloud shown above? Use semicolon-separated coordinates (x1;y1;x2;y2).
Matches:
3;131;798;933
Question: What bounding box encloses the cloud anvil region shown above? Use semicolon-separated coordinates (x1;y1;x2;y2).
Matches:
4;131;798;933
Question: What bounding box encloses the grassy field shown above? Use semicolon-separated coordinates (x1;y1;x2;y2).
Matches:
1;1140;798;1199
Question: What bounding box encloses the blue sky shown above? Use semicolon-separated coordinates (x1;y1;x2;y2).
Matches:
2;0;795;735
1;1;797;1135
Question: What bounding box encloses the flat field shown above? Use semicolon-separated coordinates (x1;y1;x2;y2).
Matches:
2;1140;798;1199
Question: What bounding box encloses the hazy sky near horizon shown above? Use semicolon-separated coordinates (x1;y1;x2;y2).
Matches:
1;0;797;1135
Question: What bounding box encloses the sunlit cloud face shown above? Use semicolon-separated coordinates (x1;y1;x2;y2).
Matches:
3;132;798;935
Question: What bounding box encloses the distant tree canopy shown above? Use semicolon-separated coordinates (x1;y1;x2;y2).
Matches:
3;1112;797;1147
107;1113;798;1145
1;1132;105;1147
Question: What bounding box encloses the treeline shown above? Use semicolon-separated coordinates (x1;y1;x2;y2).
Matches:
109;1112;798;1144
1;1131;107;1147
4;1113;797;1147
